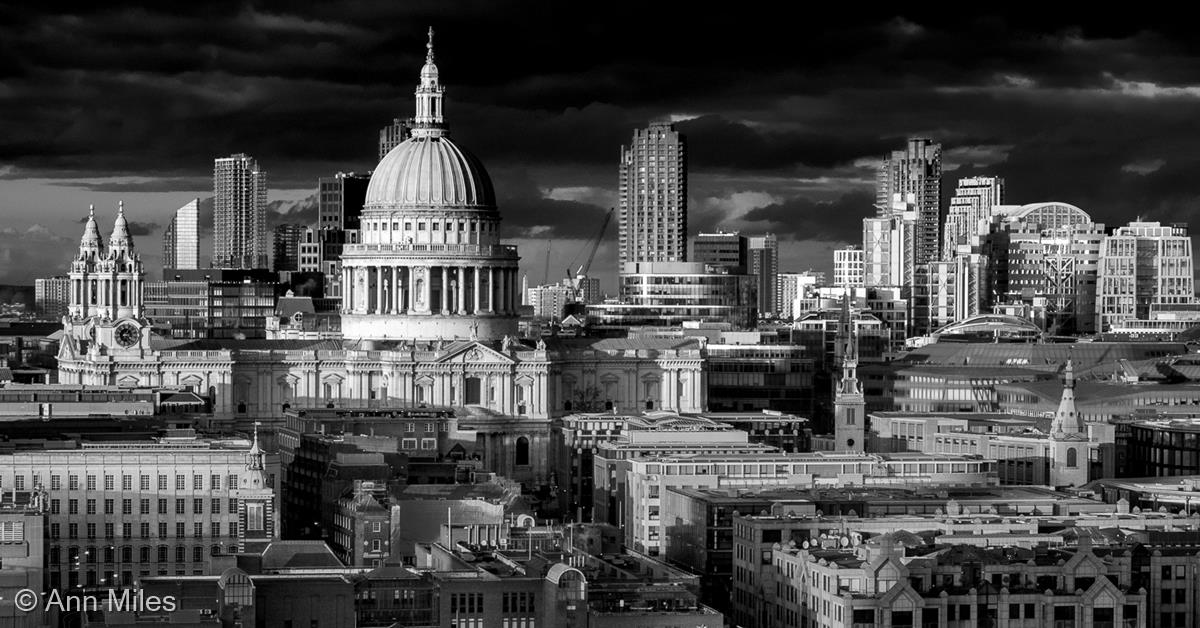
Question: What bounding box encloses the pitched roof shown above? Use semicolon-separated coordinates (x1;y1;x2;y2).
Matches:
259;541;345;570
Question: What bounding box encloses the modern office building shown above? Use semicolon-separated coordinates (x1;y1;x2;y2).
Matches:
942;175;1005;260
748;234;779;315
618;121;687;267
525;281;577;320
862;196;919;289
213;153;268;269
162;198;200;274
593;261;757;329
1097;221;1195;332
833;246;864;288
317;171;370;233
146;269;283;340
778;271;824;320
34;275;70;320
378;117;413;161
875;138;941;269
692;231;747;269
272;223;306;272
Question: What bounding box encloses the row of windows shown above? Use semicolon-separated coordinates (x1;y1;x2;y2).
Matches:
49;544;233;564
4;473;238;492
49;521;238;540
50;497;235;516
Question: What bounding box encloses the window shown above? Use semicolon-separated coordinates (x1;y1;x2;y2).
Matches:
176;499;185;514
140;475;150;490
69;475;79;490
211;475;221;491
212;499;221;515
104;475;114;490
86;475;96;490
158;499;167;515
246;503;264;532
51;475;61;490
158;475;167;490
122;475;132;490
193;498;204;514
140;499;150;515
69;499;78;515
86;499;96;515
176;475;185;490
193;475;203;490
104;499;114;515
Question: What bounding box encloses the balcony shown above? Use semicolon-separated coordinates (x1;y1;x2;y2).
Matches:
344;243;519;258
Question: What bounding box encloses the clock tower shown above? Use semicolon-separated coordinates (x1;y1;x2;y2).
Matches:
63;203;149;357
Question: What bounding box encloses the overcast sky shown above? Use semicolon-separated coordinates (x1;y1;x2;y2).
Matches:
2;5;1199;288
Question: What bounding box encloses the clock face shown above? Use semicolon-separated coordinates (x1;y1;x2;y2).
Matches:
115;322;140;348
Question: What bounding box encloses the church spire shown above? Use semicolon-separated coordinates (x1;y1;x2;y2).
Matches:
412;26;446;137
1050;359;1085;436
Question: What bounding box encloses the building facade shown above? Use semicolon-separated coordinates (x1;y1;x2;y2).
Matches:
942;175;1004;260
35;276;70;321
833;247;863;289
749;234;780;316
618;121;687;267
875;138;941;270
1097;221;1195;332
0;434;275;592
213;153;267;269
162;198;200;274
272;223;306;273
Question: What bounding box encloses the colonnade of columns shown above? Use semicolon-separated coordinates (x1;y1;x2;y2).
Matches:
342;264;520;316
69;274;141;318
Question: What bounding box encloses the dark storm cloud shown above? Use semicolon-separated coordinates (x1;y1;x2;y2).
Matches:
5;4;1200;275
494;171;610;240
741;192;878;243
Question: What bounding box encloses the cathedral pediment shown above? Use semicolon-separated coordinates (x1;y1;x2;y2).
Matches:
437;342;515;365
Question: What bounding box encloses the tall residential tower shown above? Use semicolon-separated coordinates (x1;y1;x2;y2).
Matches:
875;138;942;271
618;121;687;268
213;153;268;269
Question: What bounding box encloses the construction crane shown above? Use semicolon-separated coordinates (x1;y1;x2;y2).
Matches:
568;208;614;295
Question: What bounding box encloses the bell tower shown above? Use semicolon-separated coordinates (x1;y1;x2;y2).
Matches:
833;296;866;452
1049;359;1089;487
64;202;149;356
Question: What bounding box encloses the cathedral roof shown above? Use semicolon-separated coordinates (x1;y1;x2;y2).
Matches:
365;28;496;211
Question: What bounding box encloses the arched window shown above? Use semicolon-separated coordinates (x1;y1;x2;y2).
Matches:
237;402;247;414
516;437;530;467
1066;448;1078;468
211;545;222;557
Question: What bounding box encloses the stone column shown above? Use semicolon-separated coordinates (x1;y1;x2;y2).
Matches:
488;267;495;313
421;268;432;311
473;267;481;314
457;267;466;315
441;266;449;314
373;266;382;314
392;267;401;314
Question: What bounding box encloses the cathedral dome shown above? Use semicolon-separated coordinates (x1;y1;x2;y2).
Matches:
365;136;495;209
364;27;495;211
